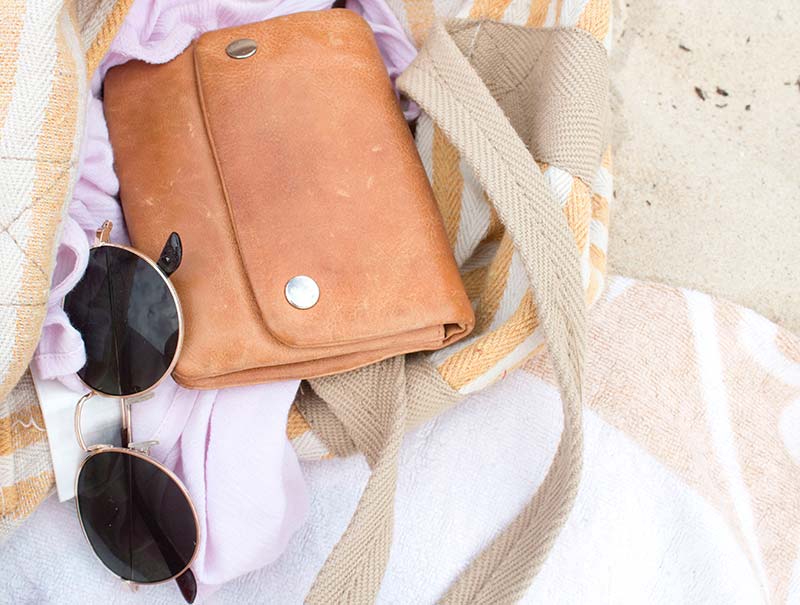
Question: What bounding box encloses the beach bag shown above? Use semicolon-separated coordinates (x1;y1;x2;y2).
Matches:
0;0;611;601
290;17;611;604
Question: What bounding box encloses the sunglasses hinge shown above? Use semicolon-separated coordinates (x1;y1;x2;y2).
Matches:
95;220;113;244
128;440;160;455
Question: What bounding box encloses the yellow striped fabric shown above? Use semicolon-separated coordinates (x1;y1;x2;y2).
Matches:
398;0;611;395
0;372;53;539
0;0;125;538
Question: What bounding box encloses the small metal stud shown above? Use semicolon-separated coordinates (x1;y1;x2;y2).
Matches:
226;38;257;59
285;276;320;310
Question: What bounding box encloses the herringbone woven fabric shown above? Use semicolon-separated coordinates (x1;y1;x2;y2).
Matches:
446;21;610;184
300;20;607;604
404;22;589;604
301;356;459;604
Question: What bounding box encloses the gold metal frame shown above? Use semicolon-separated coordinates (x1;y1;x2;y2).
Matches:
73;413;201;587
68;221;198;592
72;220;185;399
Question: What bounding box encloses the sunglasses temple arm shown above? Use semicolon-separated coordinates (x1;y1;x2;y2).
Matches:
129;475;198;602
119;398;132;447
157;232;183;277
176;569;198;603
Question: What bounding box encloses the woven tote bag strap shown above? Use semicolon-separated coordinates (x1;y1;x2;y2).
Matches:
399;21;589;603
306;20;606;604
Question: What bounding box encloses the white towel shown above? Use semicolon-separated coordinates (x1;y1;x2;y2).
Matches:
2;278;798;604
0;374;770;604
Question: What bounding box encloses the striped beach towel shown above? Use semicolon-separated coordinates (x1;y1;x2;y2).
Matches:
0;372;51;540
0;0;98;540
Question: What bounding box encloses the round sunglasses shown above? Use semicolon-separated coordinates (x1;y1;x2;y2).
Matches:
64;221;198;603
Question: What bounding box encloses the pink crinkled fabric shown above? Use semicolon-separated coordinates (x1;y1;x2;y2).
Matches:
32;0;418;598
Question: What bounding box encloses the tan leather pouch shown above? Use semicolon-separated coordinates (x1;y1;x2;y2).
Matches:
103;10;474;389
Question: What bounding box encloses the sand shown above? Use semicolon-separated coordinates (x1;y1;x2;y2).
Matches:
608;0;800;332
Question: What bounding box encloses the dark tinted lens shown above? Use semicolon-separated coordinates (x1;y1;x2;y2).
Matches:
64;245;179;396
77;451;197;583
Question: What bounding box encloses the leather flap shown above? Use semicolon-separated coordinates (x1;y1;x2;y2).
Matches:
192;11;470;349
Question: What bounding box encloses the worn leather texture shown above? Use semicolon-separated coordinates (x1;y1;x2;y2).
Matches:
103;10;474;389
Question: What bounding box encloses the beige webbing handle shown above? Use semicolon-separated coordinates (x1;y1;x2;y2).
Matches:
397;21;586;603
306;20;595;604
304;357;410;604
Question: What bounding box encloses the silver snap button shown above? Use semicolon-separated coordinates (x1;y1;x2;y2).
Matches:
285;276;319;310
226;38;257;59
